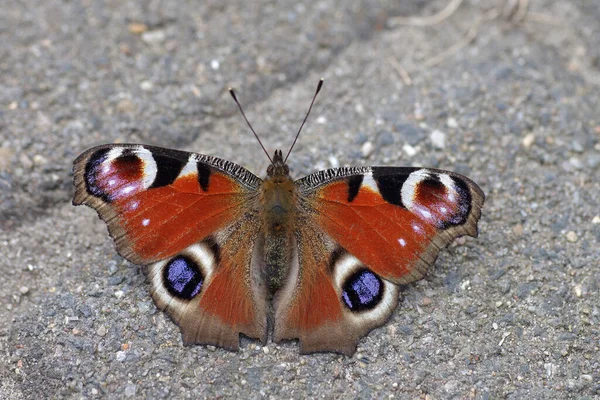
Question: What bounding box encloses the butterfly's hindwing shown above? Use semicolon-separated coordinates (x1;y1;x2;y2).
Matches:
148;219;268;350
273;231;399;355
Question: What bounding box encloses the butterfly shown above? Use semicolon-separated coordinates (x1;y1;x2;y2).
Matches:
72;80;485;355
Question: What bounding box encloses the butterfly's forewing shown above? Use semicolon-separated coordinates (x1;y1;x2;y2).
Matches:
73;144;268;349
73;144;261;264
274;167;484;354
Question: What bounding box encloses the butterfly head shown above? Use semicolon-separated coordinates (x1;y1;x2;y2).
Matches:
267;149;290;179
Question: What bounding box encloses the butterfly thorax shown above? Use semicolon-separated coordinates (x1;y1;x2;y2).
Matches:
260;150;297;294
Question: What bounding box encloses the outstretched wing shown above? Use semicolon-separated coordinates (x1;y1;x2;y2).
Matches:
274;166;484;354
73;144;267;349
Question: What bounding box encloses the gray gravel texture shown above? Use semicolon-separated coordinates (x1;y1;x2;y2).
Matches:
1;0;599;398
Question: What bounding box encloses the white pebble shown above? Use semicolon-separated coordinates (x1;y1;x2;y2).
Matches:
140;80;153;91
141;30;166;44
361;141;374;158
447;117;458;128
328;155;339;168
566;231;578;243
403;143;417;157
210;59;220;70
116;351;127;362
522;133;535;148
316;115;327;124
430;130;446;149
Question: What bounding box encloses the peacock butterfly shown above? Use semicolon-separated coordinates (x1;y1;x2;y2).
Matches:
73;80;484;355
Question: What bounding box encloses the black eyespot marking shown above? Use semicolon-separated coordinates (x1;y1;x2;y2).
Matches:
445;176;472;227
150;153;185;188
347;175;363;202
163;256;204;300
197;163;211;192
84;148;112;202
341;269;384;312
420;175;443;190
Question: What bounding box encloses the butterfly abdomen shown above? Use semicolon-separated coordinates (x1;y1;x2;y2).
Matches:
260;157;298;294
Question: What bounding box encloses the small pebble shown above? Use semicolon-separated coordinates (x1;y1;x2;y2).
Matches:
328;155;339;168
565;231;578;242
403;143;417;157
210;59;220;70
96;325;107;337
33;154;48;166
19;286;29;295
116;351;127;362
430;130;446;149
141;30;166;44
447;117;458;128
128;22;148;34
591;215;600;224
361;141;374;158
522;133;535;148
140;80;153;91
316;116;327;124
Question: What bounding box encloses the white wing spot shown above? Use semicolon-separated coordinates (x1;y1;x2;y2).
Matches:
418;208;432;220
142;218;150;226
133;147;158;189
362;174;379;192
398;238;407;247
121;185;135;195
179;156;197;177
412;222;423;234
440;206;448;214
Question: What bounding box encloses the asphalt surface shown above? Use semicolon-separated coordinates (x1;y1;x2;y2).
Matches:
1;0;599;398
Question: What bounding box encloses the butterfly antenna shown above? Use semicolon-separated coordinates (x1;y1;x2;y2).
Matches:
229;88;273;163
284;78;324;163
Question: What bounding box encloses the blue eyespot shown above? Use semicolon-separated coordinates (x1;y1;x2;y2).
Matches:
163;256;203;300
341;269;383;311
